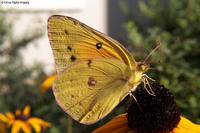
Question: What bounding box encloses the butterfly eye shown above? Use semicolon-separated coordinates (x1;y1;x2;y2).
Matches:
140;65;146;71
96;43;102;49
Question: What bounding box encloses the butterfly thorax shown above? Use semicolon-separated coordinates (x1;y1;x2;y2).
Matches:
130;62;150;84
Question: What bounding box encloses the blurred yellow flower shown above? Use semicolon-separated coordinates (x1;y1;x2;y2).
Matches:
0;105;51;133
93;114;200;133
41;73;57;93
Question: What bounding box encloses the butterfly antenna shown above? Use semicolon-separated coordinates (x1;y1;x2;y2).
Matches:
148;67;159;71
143;43;162;63
129;92;142;111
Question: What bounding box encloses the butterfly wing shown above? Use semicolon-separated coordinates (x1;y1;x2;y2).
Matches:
47;15;137;74
53;58;137;124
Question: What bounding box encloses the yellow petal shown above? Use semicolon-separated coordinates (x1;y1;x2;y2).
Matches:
27;117;51;132
41;74;57;93
28;118;41;132
6;112;15;120
93;114;135;133
30;122;41;133
11;120;31;133
15;110;21;116
11;121;21;133
172;116;200;133
7;119;14;128
23;105;31;116
28;117;51;126
0;113;9;123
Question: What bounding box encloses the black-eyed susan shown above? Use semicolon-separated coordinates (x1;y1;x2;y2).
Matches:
93;82;200;133
41;73;57;93
0;105;51;133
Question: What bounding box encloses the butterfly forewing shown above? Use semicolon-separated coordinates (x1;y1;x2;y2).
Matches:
47;15;137;74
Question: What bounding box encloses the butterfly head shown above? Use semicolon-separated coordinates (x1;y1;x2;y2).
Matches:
136;43;162;72
136;60;162;72
136;62;150;72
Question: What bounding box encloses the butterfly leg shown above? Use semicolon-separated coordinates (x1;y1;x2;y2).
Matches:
129;91;142;111
145;78;156;96
142;74;155;82
142;77;156;96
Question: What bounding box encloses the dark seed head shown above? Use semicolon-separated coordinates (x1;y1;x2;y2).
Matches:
126;82;180;133
15;114;30;121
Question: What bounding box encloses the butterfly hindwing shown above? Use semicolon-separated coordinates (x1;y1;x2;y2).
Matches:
53;58;135;124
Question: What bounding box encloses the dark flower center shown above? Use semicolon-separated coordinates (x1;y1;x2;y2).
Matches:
126;82;180;133
15;114;30;121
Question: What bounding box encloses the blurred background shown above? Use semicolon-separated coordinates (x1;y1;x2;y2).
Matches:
0;0;200;132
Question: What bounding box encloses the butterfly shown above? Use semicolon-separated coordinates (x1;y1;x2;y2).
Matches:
47;15;160;125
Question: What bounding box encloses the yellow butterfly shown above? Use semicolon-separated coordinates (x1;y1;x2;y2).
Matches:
47;15;160;125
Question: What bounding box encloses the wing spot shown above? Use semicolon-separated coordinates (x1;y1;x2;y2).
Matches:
120;77;129;82
88;77;96;86
70;55;77;62
88;59;92;67
67;46;72;51
64;29;69;34
121;77;133;87
96;43;102;49
73;21;78;25
71;95;75;98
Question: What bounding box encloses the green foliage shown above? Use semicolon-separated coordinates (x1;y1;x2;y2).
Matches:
0;12;43;110
0;12;66;132
120;0;200;124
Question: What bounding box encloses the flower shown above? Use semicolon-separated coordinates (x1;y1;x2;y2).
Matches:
93;82;200;133
93;114;200;133
0;105;51;133
41;73;57;93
